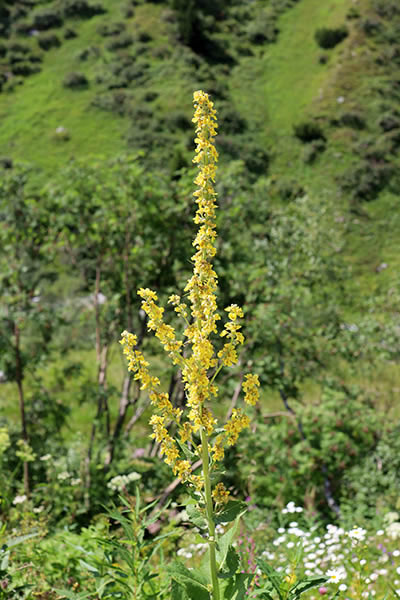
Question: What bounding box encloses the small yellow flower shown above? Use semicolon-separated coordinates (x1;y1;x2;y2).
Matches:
212;482;230;505
242;374;260;406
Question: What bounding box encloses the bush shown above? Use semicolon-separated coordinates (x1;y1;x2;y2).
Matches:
106;33;133;51
378;112;400;132
14;20;34;35
315;26;348;49
0;43;6;58
273;176;305;200
372;0;400;18
230;381;380;517
341;424;400;522
246;10;279;44
361;18;381;36
29;53;44;64
7;42;30;55
137;31;152;43
340;160;394;202
77;46;100;61
8;53;25;65
38;33;61;51
338;111;366;130
64;28;78;39
62;0;106;18
12;62;41;76
0;157;13;169
97;22;125;37
33;9;63;31
63;72;89;89
302;140;326;164
293;120;326;142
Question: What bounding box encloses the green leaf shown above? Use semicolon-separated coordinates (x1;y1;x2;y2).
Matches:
186;504;207;530
171;579;189;600
256;560;284;600
222;573;254;600
216;515;243;573
215;501;247;525
168;560;210;600
219;546;240;579
289;576;328;599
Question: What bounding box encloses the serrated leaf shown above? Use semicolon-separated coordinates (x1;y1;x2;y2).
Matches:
219;546;240;579
222;573;254;600
215;501;247;525
168;560;210;600
186;504;207;529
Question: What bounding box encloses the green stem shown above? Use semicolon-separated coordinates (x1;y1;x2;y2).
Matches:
200;427;220;600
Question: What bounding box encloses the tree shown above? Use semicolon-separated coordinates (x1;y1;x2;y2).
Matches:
0;168;59;495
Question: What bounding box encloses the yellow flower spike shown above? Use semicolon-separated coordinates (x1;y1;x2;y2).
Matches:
242;373;260;406
120;91;261;600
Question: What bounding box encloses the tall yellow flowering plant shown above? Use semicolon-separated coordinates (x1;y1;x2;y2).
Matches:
120;90;260;600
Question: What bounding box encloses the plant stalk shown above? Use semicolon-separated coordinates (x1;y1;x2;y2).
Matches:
200;426;220;600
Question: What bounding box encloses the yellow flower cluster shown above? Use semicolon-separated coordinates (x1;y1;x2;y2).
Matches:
212;482;230;505
242;374;260;406
120;90;260;503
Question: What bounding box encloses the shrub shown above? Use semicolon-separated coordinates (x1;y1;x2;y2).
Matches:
378;112;400;132
315;26;348;49
7;42;30;55
293;120;326;142
91;91;128;114
165;111;191;132
219;107;247;135
106;33;133;51
346;7;360;19
338;111;366;130
302;139;326;164
340;160;394;202
372;0;400;18
8;53;25;65
246;10;279;44
231;381;380;517
77;46;100;61
273;176;305;200
14;20;34;35
63;72;89;89
33;9;63;31
341;424;400;522
361;18;381;36
137;31;152;43
62;0;106;18
12;62;41;77
97;22;125;37
38;33;61;51
28;53;44;64
64;28;77;39
0;43;6;58
0;157;13;169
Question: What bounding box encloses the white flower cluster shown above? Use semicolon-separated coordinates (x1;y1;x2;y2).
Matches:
282;501;303;514
174;502;400;597
13;494;27;505
177;542;208;560
107;471;141;492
